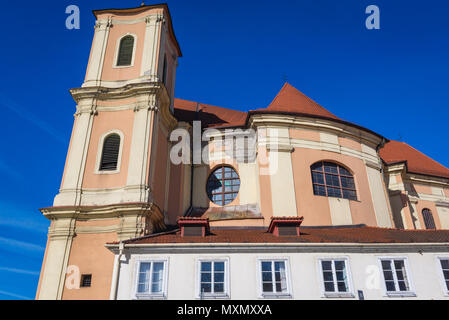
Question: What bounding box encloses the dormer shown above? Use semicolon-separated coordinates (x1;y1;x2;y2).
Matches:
178;217;211;237
268;217;304;237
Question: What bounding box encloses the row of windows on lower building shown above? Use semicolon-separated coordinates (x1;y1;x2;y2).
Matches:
130;257;449;299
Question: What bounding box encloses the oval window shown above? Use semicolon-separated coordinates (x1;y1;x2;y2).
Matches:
206;166;240;206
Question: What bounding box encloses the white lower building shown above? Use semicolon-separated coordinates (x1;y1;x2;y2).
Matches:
107;219;449;300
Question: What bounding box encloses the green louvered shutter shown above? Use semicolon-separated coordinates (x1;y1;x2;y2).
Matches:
117;36;134;66
100;134;120;171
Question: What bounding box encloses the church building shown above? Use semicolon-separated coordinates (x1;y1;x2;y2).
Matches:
36;4;449;300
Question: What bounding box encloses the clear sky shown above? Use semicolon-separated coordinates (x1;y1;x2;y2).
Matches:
0;0;447;300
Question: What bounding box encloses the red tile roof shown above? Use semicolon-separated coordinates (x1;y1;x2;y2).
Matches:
173;98;247;129
380;140;449;179
252;82;340;121
117;225;449;245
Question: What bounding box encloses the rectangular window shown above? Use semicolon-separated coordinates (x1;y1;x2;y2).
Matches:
320;260;350;295
80;274;92;288
440;259;449;292
380;258;414;295
259;260;290;297
199;260;228;298
135;261;166;298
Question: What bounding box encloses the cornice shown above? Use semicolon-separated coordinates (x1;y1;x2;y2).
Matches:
106;242;449;255
70;82;164;104
40;202;154;220
248;113;384;147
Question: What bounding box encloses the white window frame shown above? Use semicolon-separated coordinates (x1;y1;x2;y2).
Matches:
196;258;230;299
133;258;169;300
317;257;355;298
436;256;449;296
377;257;416;297
113;33;137;68
94;129;124;175
257;257;292;299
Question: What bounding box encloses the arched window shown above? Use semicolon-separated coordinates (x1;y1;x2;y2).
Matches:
100;134;121;171
162;55;168;86
311;161;357;200
422;208;436;229
206;166;240;206
116;35;134;66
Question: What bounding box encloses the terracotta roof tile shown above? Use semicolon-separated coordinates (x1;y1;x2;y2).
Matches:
252;82;340;121
173;98;247;128
119;225;449;245
380;140;449;179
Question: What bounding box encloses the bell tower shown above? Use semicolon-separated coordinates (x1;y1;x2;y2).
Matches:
36;4;182;300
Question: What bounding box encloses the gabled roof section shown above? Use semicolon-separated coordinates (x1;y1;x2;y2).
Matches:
173;98;247;129
253;82;340;121
380;140;449;179
92;3;182;57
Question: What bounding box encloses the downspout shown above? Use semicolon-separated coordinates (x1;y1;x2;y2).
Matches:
183;103;200;217
109;241;124;300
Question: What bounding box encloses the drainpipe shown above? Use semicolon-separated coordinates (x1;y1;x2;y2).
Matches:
183;103;200;217
109;241;124;300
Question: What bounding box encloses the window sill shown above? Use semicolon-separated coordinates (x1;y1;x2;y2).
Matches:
198;294;230;300
260;293;292;299
385;292;416;298
134;294;167;300
113;64;134;69
95;169;120;175
323;292;355;299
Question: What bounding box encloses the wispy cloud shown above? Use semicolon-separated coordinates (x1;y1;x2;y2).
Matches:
0;237;45;253
0;202;49;234
0;158;24;181
0;267;39;276
0;290;32;300
0;92;65;144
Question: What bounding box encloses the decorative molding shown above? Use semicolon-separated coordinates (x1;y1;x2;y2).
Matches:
94;18;113;30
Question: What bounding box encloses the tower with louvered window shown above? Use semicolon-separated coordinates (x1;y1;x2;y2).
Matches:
36;4;182;300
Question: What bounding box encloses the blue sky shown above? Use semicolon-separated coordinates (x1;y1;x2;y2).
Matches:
0;0;447;300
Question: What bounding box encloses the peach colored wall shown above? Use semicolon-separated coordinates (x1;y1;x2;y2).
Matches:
414;183;433;195
152;126;168;210
167;162;184;224
289;128;320;142
291;147;378;227
62;231;116;300
82;110;134;189
445;188;449;198
96;97;137;107
100;22;146;82
258;148;274;224
338;137;362;151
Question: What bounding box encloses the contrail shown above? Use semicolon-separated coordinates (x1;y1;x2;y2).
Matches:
0;92;66;144
0;267;40;276
0;290;32;300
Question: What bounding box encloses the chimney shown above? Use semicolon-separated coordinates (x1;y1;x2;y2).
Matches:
178;217;210;237
268;217;304;237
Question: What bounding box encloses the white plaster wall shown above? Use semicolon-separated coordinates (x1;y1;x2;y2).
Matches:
366;166;393;228
237;162;259;206
437;206;449;229
116;249;449;300
328;198;352;225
